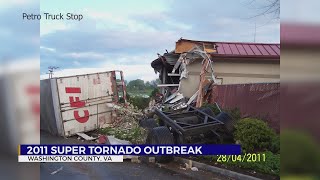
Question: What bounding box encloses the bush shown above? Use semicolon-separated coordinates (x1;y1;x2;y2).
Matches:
234;118;276;152
126;93;131;100
98;126;146;144
201;103;241;121
236;151;280;175
281;130;320;176
198;151;280;176
201;103;223;115
129;96;150;110
270;135;280;153
150;88;159;98
224;108;241;121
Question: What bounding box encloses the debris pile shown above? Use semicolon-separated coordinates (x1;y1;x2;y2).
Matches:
151;41;218;111
98;103;148;144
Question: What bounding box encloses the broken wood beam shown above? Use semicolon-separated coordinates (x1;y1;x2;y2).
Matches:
196;58;210;108
168;73;181;76
157;84;180;87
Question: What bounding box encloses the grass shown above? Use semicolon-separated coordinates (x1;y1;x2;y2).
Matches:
281;175;319;180
98;125;146;144
197;151;280;176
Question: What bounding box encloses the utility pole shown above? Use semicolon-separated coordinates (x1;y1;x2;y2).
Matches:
47;66;59;79
254;22;257;43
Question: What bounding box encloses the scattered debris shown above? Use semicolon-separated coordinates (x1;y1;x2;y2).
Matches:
50;166;63;175
156;163;163;168
131;156;140;163
149;157;156;163
191;167;199;171
124;155;135;160
98;134;135;159
107;135;131;145
99;103;147;144
151;43;218;111
185;163;190;169
169;93;184;104
187;90;198;105
188;160;193;169
97;135;109;144
76;132;96;141
164;91;178;103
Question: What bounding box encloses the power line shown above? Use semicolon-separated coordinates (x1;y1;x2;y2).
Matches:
47;66;59;79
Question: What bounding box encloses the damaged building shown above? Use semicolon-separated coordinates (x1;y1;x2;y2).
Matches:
151;38;280;109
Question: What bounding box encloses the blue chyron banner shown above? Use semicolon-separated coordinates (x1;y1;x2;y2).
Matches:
20;144;241;155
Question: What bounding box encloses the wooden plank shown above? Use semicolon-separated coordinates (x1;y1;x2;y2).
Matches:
76;132;96;141
196;59;210;108
168;73;181;76
157;84;180;87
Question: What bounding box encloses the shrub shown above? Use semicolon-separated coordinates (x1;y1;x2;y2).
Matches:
119;97;125;103
281;130;320;176
150;88;159;98
224;108;241;121
199;151;280;176
201;103;241;121
270;135;280;153
237;151;280;176
129;96;150;110
234;118;276;152
98;126;146;144
126;93;131;100
201;103;221;115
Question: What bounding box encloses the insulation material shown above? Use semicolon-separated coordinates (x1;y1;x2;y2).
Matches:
164;91;178;103
169;93;184;104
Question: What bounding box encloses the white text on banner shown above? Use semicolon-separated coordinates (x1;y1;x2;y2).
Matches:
18;155;124;162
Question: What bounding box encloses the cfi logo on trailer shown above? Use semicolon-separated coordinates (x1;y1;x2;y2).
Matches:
65;87;89;123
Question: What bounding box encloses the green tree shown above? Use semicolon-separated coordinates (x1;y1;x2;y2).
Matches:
151;79;161;87
145;81;152;88
150;88;160;98
127;79;145;91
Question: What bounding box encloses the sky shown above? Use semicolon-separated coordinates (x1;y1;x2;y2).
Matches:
7;0;320;81
0;0;39;68
2;0;320;81
38;0;284;81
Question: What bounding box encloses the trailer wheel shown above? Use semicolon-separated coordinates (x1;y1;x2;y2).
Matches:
146;126;174;163
140;118;158;130
200;107;215;117
216;112;235;132
158;119;165;126
176;134;186;144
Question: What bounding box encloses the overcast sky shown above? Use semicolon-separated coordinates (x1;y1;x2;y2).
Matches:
4;0;309;81
0;0;39;66
38;0;283;81
2;0;320;80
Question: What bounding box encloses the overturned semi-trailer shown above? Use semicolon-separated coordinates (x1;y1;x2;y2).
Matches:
40;71;127;137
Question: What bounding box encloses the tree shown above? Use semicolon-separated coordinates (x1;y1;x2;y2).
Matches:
127;79;145;91
145;81;152;88
150;88;160;98
150;79;161;87
249;0;280;19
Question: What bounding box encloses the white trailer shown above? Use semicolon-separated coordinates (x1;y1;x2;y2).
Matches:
40;71;126;137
